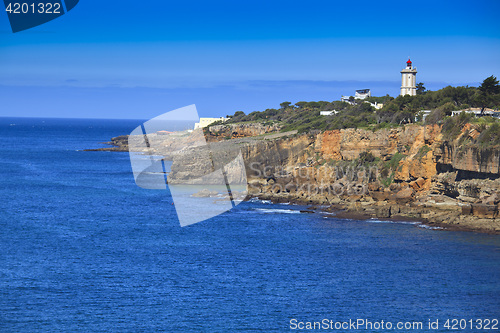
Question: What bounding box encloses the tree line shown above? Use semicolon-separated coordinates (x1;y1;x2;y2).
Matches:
223;76;500;133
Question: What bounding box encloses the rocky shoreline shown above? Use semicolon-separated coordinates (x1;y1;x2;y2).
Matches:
190;187;498;234
250;192;500;235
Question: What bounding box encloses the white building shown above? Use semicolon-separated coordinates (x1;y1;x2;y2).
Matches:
419;110;432;121
355;89;371;99
363;101;383;110
400;58;417;96
340;96;353;104
451;108;500;118
320;110;339;116
194;117;228;130
341;89;371;104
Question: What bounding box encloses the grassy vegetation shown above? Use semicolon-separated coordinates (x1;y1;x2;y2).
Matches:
415;145;432;161
441;112;474;141
377;153;407;187
227;100;381;133
476;123;500;147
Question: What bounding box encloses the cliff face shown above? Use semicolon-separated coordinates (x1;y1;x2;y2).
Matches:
435;143;500;175
205;123;282;142
233;124;500;232
315;126;433;161
241;124;499;184
243;125;444;190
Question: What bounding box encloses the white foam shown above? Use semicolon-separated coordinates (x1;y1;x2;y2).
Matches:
367;218;421;225
418;224;444;230
248;197;272;204
254;208;301;214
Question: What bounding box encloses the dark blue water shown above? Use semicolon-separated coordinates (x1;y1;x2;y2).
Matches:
0;117;499;332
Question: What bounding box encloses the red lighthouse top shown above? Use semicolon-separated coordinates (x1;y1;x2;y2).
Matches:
407;58;412;65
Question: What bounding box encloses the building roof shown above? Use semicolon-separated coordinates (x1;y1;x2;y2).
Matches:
407;58;412;64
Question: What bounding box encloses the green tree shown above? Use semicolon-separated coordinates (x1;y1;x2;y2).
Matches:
416;82;426;95
477;75;500;113
280;101;291;109
479;75;500;95
295;101;308;109
307;101;320;108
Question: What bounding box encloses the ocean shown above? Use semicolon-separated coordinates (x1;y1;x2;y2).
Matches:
0;117;499;332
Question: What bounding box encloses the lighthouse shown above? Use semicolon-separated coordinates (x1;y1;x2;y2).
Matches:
400;58;417;96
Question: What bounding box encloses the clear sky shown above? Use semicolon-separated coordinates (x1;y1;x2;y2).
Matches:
1;0;499;119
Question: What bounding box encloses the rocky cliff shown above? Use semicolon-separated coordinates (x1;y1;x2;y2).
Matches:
205;122;282;142
231;124;500;233
95;122;500;233
435;143;500;175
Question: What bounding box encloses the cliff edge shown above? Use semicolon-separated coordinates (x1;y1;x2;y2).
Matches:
204;123;500;233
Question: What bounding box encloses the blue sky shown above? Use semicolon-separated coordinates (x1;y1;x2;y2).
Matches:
1;0;499;119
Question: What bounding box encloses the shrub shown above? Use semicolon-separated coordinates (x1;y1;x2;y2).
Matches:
425;109;446;125
415;145;432;160
441;112;474;141
358;151;376;164
476;123;500;146
387;152;407;170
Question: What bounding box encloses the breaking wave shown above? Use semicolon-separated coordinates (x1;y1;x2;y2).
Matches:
254;208;301;214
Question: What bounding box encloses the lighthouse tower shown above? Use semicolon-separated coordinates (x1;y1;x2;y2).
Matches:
400;58;417;96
